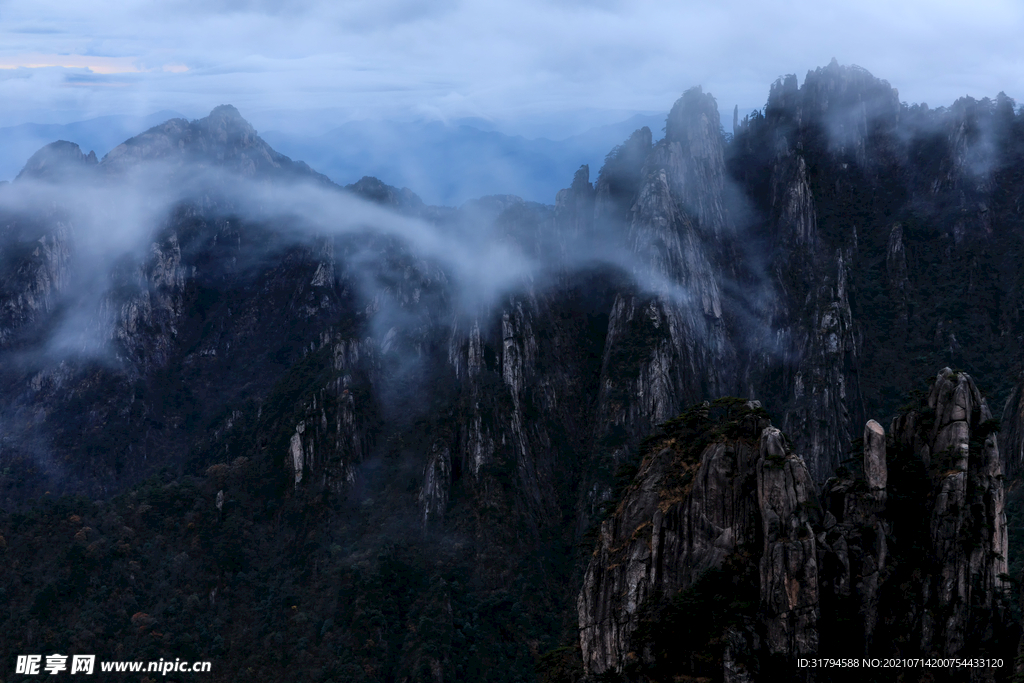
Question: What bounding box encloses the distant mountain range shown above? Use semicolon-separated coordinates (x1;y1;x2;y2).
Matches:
260;114;666;205
0;111;665;205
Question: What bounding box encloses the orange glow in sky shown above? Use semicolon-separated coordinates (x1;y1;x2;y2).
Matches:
0;54;188;75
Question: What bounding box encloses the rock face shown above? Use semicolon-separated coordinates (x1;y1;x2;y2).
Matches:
0;205;73;345
818;423;890;654
729;61;1024;487
593;88;735;454
577;400;821;678
862;419;887;499
578;370;1012;680
578;400;768;674
573;88;754;535
756;426;820;657
889;368;1009;657
735;64;871;483
284;337;379;493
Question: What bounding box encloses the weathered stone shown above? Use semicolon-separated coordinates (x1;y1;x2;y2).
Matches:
863;419;886;500
579;370;1011;677
578;410;834;676
885;223;909;324
578;409;765;675
756;427;820;656
891;369;1009;657
419;441;451;527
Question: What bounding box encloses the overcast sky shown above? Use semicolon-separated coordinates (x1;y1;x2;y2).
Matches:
0;0;1022;137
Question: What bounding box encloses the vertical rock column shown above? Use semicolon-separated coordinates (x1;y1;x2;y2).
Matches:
863;419;887;503
817;418;889;654
891;368;1009;656
756;427;820;656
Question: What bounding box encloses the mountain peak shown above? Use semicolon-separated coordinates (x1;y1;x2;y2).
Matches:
209;104;244;120
201;104;257;138
16;140;98;182
665;85;720;143
762;60;901;163
98;105;331;183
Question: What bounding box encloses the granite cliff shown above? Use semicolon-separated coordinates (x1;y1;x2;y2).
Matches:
577;370;1012;681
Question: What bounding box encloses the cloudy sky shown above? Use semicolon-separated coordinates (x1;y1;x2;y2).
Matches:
0;0;1021;137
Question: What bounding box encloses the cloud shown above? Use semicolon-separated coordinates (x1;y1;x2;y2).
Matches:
0;53;145;74
0;162;535;361
0;0;1020;136
0;152;716;367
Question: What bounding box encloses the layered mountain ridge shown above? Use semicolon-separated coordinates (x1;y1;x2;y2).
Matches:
1;61;1024;681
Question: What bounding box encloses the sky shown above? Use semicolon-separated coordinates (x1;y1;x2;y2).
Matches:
0;0;1022;138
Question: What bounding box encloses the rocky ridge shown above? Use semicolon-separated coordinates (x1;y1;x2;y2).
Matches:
577;369;1012;681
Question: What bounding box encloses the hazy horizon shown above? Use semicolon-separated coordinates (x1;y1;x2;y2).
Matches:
1;0;1021;137
3;0;1024;204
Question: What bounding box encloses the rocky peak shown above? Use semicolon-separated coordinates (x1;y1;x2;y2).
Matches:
594;126;652;223
345;176;424;209
657;85;729;234
554;165;595;237
16;140;98;182
938;95;1002;200
577;399;772;677
888;368;1009;657
664;85;719;145
765;74;800;130
569;164;593;195
756;425;821;658
801;59;900;123
202;104;255;137
899;366;993;471
766;59;900;165
862;419;887;499
98;106;329;182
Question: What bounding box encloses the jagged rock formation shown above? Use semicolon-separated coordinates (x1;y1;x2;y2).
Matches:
577;400;768;675
285;336;379;492
578;370;1012;681
564;88;755;534
733;63;871;482
818;421;890;656
887;368;1009;658
757;426;820;658
729;61;1024;485
0;206;73;345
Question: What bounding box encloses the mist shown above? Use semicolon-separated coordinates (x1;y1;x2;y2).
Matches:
0;154;706;372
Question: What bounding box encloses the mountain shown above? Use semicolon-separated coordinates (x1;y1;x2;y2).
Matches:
260;114;666;206
0;110;186;182
1;61;1024;681
0;111;669;206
